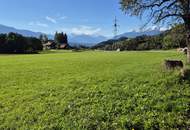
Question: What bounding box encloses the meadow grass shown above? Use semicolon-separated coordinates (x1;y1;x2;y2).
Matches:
0;51;189;129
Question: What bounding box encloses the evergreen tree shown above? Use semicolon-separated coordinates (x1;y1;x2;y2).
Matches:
39;34;48;44
54;32;68;44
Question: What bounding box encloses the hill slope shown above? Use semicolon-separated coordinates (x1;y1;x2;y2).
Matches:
0;24;43;37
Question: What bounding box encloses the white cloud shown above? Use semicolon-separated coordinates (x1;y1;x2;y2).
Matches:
28;21;48;27
70;25;102;35
127;25;170;33
60;16;68;20
36;22;48;27
128;28;141;32
160;27;171;31
151;25;159;30
149;25;170;31
46;16;57;24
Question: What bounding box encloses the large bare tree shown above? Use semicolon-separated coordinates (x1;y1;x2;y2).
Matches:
120;0;190;63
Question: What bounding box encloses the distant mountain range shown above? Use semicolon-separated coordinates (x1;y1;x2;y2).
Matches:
0;24;43;37
0;24;164;47
114;29;163;39
69;34;107;47
0;24;107;46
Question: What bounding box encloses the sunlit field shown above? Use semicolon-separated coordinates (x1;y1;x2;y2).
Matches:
0;51;189;129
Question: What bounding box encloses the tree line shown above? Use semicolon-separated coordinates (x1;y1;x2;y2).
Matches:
93;24;186;51
0;32;43;54
0;31;72;54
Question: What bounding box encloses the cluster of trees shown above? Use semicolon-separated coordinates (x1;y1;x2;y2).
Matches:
93;24;186;51
0;32;43;54
100;35;162;51
39;32;70;50
94;35;162;51
92;37;128;49
0;31;70;54
163;24;186;49
39;34;48;44
54;32;68;45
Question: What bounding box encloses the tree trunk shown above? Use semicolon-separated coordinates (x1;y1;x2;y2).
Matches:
186;29;190;64
185;20;190;64
187;44;190;64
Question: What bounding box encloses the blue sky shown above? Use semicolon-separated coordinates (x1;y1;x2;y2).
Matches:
0;0;149;37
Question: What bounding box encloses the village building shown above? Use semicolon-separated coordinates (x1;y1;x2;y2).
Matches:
43;40;57;50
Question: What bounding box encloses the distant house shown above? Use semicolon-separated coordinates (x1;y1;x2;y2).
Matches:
59;43;72;49
43;40;57;50
59;43;68;49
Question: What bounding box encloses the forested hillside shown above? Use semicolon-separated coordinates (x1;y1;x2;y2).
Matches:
0;33;43;54
93;24;186;51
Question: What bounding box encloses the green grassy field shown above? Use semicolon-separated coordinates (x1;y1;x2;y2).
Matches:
0;51;189;129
